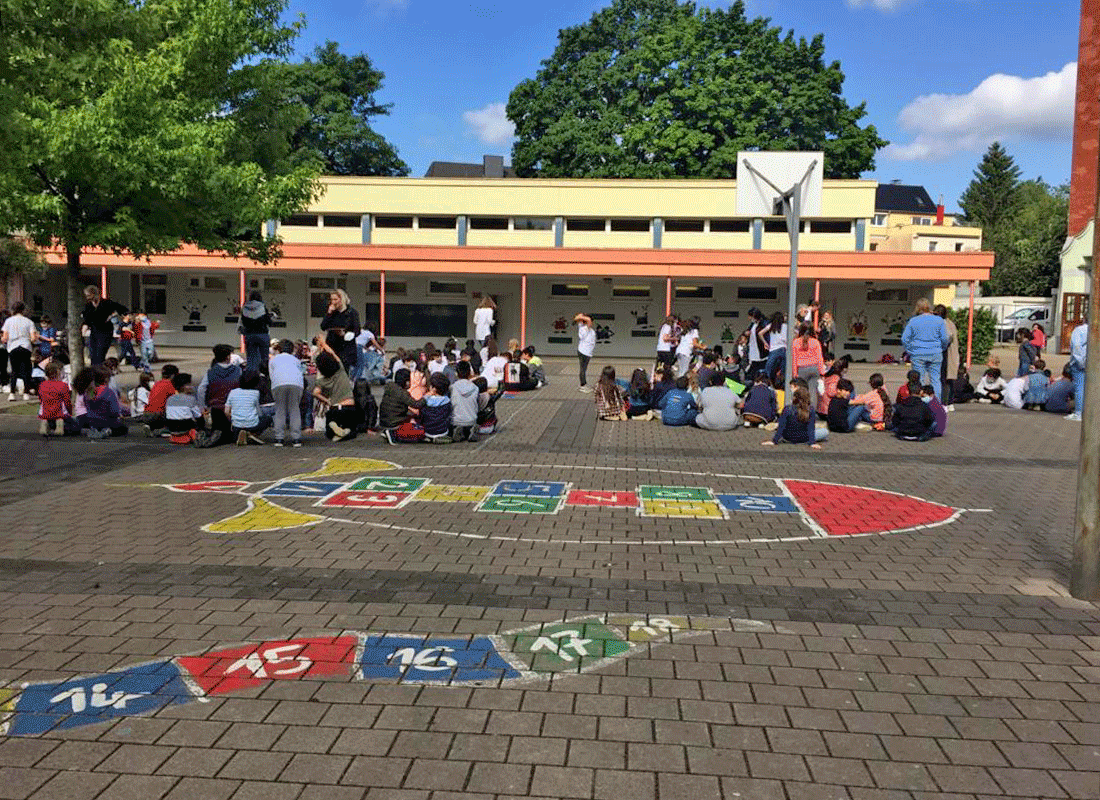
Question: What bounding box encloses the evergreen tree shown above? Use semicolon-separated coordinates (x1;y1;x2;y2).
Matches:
958;142;1022;230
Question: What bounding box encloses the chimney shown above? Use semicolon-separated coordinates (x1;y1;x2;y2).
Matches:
483;155;504;179
936;195;944;225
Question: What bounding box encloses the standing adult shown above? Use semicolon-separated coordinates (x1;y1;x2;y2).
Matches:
675;317;700;376
901;298;949;402
82;285;127;366
817;311;836;357
319;289;361;375
655;314;678;375
575;312;596;392
1;303;38;401
759;312;788;385
473;295;496;345
934;304;959;411
1067;317;1088;422
746;308;766;381
238;291;271;374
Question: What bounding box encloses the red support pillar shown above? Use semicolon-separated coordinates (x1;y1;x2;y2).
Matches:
966;280;976;367
100;266;108;299
521;274;527;349
665;277;672;316
813;279;820;330
239;267;246;354
379;271;386;338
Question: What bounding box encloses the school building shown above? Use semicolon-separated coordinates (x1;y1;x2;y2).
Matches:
32;165;992;362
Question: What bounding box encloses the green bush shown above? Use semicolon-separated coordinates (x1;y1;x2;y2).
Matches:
953;306;996;365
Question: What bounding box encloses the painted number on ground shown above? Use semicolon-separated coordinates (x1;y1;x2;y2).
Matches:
637;485;715;501
565;490;639;508
346;476;428;493
262;481;345;498
177;636;358;695
478;496;563;514
414;485;491;503
715;494;798;514
640;500;725;518
358;636;521;684
320;490;410;508
491;481;568;497
504;622;630;672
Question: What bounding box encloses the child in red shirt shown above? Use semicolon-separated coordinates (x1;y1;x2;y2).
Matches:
38;363;77;436
1031;323;1046;355
140;363;178;436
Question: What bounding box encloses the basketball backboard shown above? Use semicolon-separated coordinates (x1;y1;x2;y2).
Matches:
735;151;823;217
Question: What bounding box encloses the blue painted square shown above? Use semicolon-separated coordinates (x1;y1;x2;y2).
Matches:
8;661;194;736
491;481;567;498
358;636;521;684
262;481;345;498
716;494;798;514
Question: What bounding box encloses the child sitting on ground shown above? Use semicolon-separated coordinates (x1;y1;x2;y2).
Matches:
164;372;204;444
695;370;740;431
892;385;936;441
521;346;545;387
827;378;858;433
625;368;653;419
379;368;426;444
850;373;893;431
896;369;921;403
1043;365;1075;414
741;375;777;428
764;385;825;448
450;361;480;442
975;368;1006;403
660;376;698;426
140;364;178;436
649;367;674;414
313;352;359;441
475;377;502;435
76;364;128;438
128;372;153;417
421;372;453;443
227;370;272;445
38;362;77;436
1024;359;1049;409
595;366;628;421
922;384;947;436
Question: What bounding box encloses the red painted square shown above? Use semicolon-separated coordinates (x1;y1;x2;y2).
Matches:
178;636;358;695
321;490;409;508
566;490;639;508
171;481;249;493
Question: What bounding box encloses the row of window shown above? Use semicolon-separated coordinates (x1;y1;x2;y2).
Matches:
281;214;856;234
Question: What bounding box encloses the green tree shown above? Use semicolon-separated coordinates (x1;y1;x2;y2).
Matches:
507;0;886;179
0;0;321;364
985;180;1068;297
0;238;47;283
229;41;409;177
959;142;1022;232
952;306;995;366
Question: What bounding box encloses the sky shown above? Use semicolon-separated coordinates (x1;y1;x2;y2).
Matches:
284;0;1082;211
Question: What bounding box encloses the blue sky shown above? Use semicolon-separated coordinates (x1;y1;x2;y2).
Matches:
286;0;1081;210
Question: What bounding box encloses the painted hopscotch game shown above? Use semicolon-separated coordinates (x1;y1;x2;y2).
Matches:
0;614;783;737
139;457;984;545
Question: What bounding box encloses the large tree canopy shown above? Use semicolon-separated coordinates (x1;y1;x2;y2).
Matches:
229;41;409;177
507;0;886;179
0;0;322;362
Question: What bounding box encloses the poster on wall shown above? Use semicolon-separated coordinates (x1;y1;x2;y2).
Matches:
548;315;572;345
591;313;615;344
182;298;207;332
879;308;908;346
842;309;869;354
224;297;241;325
268;297;287;328
629;307;655;339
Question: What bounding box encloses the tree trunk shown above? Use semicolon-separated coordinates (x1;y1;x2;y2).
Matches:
66;246;85;368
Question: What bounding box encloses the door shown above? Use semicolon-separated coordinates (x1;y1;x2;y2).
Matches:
1060;293;1089;354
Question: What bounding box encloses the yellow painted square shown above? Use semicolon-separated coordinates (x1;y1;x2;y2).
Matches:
0;688;16;713
641;499;724;518
414;485;491;503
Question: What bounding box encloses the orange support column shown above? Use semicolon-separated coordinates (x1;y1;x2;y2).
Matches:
665;277;672;316
966;280;976;367
379;271;386;337
813;279;820;330
239;268;246;353
521;274;527;349
100;266;108;298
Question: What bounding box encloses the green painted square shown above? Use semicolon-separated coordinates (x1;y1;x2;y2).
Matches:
637;485;714;501
478;495;562;514
502;621;630;672
347;476;428;493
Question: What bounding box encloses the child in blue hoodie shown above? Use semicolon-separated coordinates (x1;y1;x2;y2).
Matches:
660;376;698;426
421;372;453;443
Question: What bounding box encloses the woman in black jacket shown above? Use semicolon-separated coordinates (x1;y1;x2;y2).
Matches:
238;291;271;374
320;289;361;375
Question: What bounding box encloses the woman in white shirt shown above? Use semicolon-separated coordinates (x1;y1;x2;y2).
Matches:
674;317;700;377
655;314;678;374
574;313;596;391
480;340;509;389
758;312;788;384
1;302;38;400
473;296;496;345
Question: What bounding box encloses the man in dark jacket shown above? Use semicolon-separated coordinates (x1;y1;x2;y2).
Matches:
892;393;935;441
82;285;128;365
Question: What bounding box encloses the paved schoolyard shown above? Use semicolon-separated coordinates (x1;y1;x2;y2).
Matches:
0;358;1096;800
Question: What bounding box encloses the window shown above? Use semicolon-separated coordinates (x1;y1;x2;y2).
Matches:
612;285;651;299
872;213;888;226
308;277;347;290
264;278;287;293
374;215;414;228
133;273;167;315
674;285;713;300
870;243;879;251
566;218;606;232
811;220;852;234
928;241;938;252
368;281;407;295
867;287;910;303
513;217;554;230
763;219;788;233
204;276;227;292
469;216;508;230
912;216;932;226
551;283;589;297
709;219;751;233
364;303;468;337
418;216;457;229
663;219;705;232
737;286;777;301
609;218;650;232
955;243;964;252
323;214;360;228
429;280;466;295
281;214;318;227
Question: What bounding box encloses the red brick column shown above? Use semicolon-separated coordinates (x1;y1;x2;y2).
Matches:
1068;0;1100;238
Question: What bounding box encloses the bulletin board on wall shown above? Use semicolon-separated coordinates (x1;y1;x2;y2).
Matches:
363;303;469;338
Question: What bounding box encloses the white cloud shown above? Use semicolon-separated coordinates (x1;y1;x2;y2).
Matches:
845;0;911;10
462;102;515;146
884;62;1076;162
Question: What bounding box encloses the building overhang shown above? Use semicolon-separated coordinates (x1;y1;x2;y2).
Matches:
46;242;993;283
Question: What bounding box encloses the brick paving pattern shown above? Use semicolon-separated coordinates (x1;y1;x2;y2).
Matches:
0;356;1096;799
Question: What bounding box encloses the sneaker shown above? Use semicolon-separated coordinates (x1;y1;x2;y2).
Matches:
328;421;350;439
7;394;15;402
743;421;751;427
39;419;49;437
854;422;873;432
1065;412;1082;421
763;421;778;431
237;430;248;446
143;424;153;438
977;398;991;404
248;433;265;445
22;393;30;401
383;428;397;445
292;441;302;447
274;441;284;447
579;386;592;393
945;404;955;412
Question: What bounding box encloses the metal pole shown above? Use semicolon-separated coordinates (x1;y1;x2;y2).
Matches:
520;274;527;349
1070;153;1100;599
966;280;975;367
239;267;246;355
379;271;386;338
100;266;108;299
785;188;800;389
